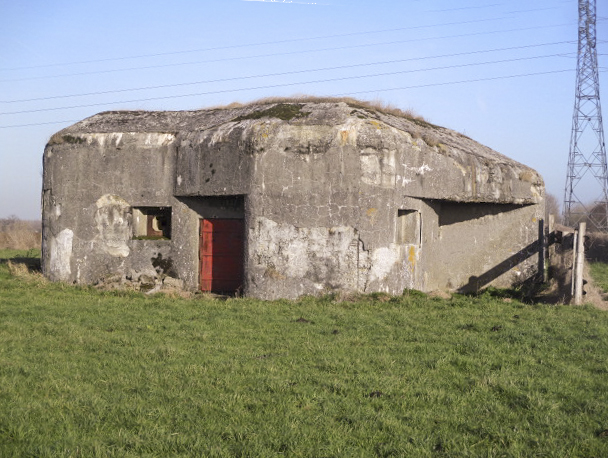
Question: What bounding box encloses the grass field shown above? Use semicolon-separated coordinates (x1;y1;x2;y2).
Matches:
590;262;608;295
0;248;41;259
2;251;608;456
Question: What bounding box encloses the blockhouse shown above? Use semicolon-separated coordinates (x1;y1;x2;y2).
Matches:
42;100;545;299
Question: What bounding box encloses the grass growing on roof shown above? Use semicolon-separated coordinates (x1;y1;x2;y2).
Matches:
221;95;436;127
1;261;608;456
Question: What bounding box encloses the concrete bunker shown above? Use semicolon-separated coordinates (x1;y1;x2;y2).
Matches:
42;99;545;299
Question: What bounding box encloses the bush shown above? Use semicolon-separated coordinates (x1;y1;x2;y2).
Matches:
0;216;41;250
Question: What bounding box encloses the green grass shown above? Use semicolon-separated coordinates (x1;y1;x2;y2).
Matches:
590;262;608;294
0;248;41;260
2;263;608;456
0;249;41;273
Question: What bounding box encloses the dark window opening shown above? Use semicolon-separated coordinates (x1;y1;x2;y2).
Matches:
133;207;171;239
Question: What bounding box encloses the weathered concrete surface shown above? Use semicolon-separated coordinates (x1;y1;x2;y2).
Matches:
42;132;178;286
43;100;544;299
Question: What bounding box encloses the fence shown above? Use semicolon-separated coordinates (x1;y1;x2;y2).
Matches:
545;217;587;305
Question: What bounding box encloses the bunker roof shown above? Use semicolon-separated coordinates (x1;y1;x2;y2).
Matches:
50;98;543;204
54;99;529;167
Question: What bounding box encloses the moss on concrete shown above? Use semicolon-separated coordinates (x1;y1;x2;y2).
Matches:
48;134;86;146
232;104;311;122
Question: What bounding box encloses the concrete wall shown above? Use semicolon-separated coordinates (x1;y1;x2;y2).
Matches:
421;201;542;292
169;109;543;299
42;102;544;298
42;132;181;285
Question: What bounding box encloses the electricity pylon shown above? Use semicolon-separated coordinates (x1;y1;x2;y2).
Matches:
563;0;608;231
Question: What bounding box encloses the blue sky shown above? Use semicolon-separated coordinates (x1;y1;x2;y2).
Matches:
0;0;606;219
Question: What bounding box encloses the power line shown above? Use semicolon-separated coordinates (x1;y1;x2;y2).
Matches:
1;40;574;104
341;69;572;97
0;6;564;73
0;68;574;129
427;3;504;13
0;119;80;129
0;56;572;117
0;23;575;84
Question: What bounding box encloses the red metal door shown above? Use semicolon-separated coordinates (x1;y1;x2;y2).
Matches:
200;219;244;293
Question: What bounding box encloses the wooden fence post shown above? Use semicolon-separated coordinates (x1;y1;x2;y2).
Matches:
538;218;546;282
547;214;555;269
571;230;578;299
574;222;586;305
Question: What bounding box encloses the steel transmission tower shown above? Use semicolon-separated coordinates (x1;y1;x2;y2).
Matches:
563;0;608;231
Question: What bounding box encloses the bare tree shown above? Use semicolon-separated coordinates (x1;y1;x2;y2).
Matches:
545;193;562;224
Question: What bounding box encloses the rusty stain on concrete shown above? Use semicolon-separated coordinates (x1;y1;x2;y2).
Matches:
408;246;416;266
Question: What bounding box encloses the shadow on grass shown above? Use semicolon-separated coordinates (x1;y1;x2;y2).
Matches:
462;279;567;305
0;250;41;272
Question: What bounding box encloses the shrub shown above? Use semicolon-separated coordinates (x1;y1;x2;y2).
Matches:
0;216;41;250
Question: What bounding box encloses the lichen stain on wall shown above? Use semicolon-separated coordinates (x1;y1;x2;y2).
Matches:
50;228;73;281
251;217;368;291
360;152;382;186
94;194;131;257
369;246;400;284
207;122;242;146
250;216;419;293
68;132;176;148
360;148;397;188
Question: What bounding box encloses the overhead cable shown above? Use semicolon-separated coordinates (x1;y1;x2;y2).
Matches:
341;69;572;97
0;53;573;116
0;6;564;73
1;40;574;104
0;22;575;83
0;68;574;129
